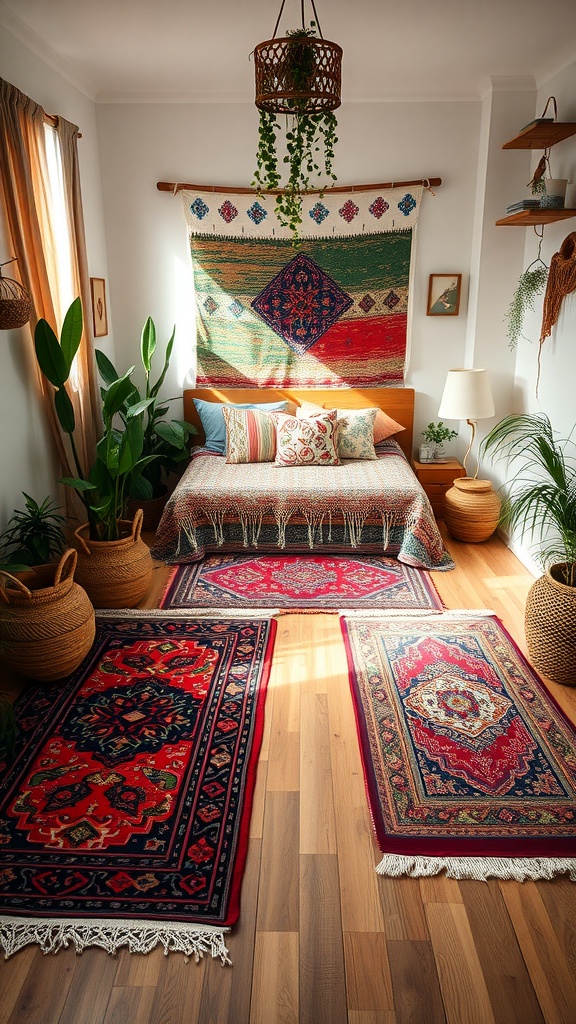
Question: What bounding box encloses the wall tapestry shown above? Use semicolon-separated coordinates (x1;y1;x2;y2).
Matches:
181;186;423;388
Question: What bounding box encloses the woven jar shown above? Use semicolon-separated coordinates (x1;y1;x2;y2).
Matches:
73;509;153;609
126;494;167;533
443;477;501;543
525;563;576;687
0;549;95;682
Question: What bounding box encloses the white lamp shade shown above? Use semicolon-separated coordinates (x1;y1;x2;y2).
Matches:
438;368;495;421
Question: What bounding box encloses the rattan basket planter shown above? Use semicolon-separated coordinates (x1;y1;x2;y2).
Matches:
0;275;32;330
0;549;95;682
73;510;153;609
525;563;576;687
443;477;501;543
126;495;167;534
254;35;342;113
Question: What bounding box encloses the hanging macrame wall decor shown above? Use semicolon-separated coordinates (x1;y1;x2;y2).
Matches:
538;230;576;390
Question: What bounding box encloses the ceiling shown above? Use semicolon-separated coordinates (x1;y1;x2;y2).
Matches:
2;0;576;104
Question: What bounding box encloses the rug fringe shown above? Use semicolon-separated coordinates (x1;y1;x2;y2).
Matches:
96;608;277;620
0;916;231;963
375;854;576;882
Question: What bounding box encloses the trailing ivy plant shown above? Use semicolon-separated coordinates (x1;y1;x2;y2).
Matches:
505;257;549;349
253;24;338;240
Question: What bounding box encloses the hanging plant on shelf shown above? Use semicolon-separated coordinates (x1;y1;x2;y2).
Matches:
505;234;549;349
252;2;342;239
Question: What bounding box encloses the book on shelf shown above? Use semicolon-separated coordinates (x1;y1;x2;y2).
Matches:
505;200;541;213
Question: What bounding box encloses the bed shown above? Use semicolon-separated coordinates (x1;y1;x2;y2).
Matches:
151;388;454;571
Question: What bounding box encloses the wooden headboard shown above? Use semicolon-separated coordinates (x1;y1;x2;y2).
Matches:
183;387;414;461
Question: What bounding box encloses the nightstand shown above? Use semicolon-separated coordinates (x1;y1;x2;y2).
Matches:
411;458;466;518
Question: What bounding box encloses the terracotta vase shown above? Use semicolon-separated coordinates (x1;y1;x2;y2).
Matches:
0;549;95;682
525;563;576;687
443;477;501;543
73;510;153;609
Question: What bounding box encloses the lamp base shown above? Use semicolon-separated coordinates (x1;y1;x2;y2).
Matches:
443;477;501;543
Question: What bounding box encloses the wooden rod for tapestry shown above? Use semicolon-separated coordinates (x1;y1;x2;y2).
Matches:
156;177;442;195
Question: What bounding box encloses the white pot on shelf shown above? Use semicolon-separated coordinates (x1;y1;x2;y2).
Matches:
540;178;568;209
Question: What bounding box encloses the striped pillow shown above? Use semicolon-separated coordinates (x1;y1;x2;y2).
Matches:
222;405;277;464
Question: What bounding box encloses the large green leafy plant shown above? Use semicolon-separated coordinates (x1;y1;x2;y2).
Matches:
96;318;196;502
253;24;338;239
481;413;576;587
34;298;154;541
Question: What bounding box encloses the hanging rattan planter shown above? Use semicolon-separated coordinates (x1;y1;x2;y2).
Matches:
0;260;32;330
254;0;341;115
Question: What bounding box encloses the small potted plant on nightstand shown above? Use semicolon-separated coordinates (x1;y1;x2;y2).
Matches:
421;422;458;462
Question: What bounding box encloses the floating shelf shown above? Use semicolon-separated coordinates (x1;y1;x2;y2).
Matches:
502;121;576;149
496;208;576;226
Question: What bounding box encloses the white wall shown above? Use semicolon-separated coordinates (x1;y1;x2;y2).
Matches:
0;25;111;528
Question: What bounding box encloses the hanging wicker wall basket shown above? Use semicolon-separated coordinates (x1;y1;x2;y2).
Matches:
254;35;342;114
0;265;32;330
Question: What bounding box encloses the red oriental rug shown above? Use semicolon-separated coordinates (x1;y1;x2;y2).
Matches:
341;612;576;881
160;554;443;612
0;611;276;961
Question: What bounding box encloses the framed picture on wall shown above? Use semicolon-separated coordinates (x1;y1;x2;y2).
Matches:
90;277;108;337
426;274;462;316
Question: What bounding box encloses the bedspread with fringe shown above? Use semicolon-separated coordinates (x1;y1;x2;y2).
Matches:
152;441;454;571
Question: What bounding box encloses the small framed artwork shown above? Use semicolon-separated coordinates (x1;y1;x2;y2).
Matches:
90;277;108;337
427;274;462;316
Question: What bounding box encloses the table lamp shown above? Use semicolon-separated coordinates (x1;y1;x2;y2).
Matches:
437;368;500;542
438;368;495;479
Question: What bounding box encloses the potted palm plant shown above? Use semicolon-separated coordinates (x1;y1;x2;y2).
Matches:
34;298;153;607
0;493;66;572
481;412;576;686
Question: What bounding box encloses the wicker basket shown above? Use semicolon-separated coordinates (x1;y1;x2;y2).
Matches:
126;494;167;533
525;563;576;687
0;549;95;682
73;509;153;609
0;274;32;330
254;36;342;113
443;477;501;543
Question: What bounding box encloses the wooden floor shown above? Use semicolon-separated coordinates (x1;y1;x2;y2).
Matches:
1;525;576;1024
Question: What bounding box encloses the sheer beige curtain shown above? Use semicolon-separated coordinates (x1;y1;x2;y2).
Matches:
0;78;101;516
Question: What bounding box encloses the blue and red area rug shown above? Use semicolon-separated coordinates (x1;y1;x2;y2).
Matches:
0;611;276;960
160;553;443;612
342;612;576;881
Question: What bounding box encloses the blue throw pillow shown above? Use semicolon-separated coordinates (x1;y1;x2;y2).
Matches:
193;398;290;454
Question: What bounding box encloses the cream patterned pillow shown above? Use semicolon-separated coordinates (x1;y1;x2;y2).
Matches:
332;407;378;460
274;411;340;467
222;405;277;464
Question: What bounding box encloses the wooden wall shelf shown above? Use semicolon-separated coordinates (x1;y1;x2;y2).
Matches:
502;121;576;149
496;208;576;226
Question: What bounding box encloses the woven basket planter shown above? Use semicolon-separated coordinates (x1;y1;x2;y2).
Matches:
73;509;153;609
443;477;501;543
254;36;342;113
0;273;32;330
525;563;576;687
0;549;95;682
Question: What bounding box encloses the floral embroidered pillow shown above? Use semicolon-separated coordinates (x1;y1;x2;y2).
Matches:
274;411;340;467
222;405;277;464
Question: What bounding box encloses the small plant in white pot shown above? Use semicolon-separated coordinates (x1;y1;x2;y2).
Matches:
421;422;458;462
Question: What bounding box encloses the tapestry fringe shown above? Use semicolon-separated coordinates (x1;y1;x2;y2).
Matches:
0;916;231;963
375;854;576;882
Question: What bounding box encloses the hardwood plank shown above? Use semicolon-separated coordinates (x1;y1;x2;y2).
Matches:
58;950;120;1024
6;947;76;1024
299;853;347;1024
500;880;576;1024
459;879;544;1024
0;947;38;1024
419;874;464;905
226;837;262;1024
537;877;576;974
426;902;496;1024
102;986;156;1024
378;875;429;942
386;939;446;1024
114;947;165;987
250;932;299;1024
265;620;301;791
300;692;337;855
256;791;300;932
343;932;394;1011
147;952;206;1024
348;1013;396;1024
